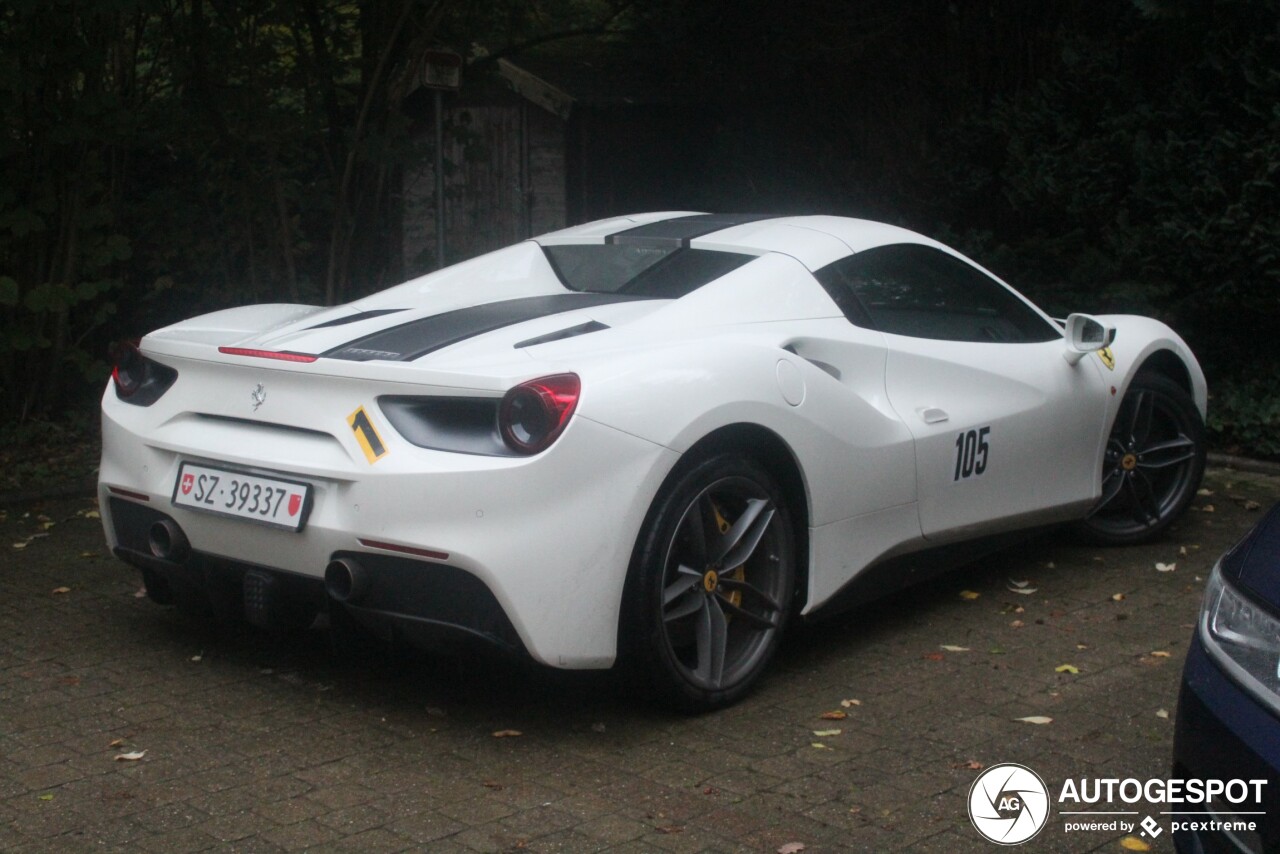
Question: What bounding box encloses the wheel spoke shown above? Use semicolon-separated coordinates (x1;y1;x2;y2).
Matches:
1091;467;1127;515
1125;390;1153;446
1124;470;1160;526
715;592;778;630
684;494;717;566
715;498;775;571
717;576;782;615
1136;436;1196;469
663;565;702;607
664;588;705;624
693;595;728;687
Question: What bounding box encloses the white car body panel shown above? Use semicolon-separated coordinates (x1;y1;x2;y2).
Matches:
884;334;1109;540
100;212;1208;670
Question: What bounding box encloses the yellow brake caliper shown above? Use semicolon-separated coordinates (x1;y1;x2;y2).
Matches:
712;502;745;609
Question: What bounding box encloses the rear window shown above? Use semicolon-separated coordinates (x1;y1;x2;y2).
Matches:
543;245;753;299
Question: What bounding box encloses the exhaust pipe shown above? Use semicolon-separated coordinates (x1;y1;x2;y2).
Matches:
148;519;190;561
325;557;370;604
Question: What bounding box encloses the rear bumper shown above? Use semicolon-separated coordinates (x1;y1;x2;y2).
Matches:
100;385;677;668
109;497;525;654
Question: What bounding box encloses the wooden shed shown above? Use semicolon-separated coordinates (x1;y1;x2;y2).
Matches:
401;46;713;274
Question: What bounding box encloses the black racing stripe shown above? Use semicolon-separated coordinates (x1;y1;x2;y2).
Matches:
306;308;407;329
513;320;609;349
607;213;778;248
324;294;649;362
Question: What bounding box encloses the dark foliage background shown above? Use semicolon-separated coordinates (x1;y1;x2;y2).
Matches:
1;0;1276;455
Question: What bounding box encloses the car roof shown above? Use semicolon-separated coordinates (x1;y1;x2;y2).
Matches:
536;212;942;271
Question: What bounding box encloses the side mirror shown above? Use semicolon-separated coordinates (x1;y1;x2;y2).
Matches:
1063;313;1116;365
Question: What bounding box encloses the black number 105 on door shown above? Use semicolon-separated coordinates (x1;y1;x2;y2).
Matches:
954;426;990;481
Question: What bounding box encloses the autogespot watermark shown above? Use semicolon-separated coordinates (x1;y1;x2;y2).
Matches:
966;765;1269;846
968;764;1051;845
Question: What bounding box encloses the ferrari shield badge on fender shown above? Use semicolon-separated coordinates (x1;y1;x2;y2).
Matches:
1098;346;1116;371
348;405;388;464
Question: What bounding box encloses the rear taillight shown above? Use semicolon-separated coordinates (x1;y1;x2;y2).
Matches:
110;341;178;406
498;373;581;454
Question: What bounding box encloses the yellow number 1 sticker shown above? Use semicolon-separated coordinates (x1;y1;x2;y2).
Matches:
348;406;388;464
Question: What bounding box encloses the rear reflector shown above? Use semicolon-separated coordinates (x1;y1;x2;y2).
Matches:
357;538;449;561
107;486;151;501
218;347;318;363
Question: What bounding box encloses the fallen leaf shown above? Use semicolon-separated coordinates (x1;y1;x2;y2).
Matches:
482;781;504;790
491;729;522;738
1015;716;1053;725
1007;585;1038;595
1111;593;1126;602
190;654;202;662
1202;504;1215;513
1245;499;1261;511
1120;836;1151;851
133;587;148;599
1008;579;1031;588
840;698;862;708
1156;562;1177;573
1156;709;1169;719
108;739;127;748
37;793;54;801
12;541;28;550
940;645;971;652
656;825;684;834
810;742;828;749
1197;488;1214;497
1151;650;1171;658
114;751;146;762
961;760;984;770
819;710;847;720
84;510;101;519
813;729;842;737
959;590;981;600
1055;664;1080;674
1076;643;1089;650
51;587;71;595
1010;620;1025;628
1179;546;1188;556
703;786;720;795
777;844;806;854
922;652;945;661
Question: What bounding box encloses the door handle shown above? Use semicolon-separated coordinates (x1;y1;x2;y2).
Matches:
919;407;949;424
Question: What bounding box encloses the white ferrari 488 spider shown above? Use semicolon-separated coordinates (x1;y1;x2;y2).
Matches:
100;212;1207;709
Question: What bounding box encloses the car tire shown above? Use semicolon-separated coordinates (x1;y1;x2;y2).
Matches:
622;454;795;712
1078;373;1206;545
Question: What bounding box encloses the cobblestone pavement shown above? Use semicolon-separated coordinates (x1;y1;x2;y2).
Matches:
3;467;1278;853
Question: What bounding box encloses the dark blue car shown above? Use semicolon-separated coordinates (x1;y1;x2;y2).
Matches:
1173;502;1280;853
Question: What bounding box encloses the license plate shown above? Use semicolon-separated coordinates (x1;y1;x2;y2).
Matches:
172;462;312;531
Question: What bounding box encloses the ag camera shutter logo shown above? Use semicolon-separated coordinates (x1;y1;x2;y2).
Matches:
968;763;1051;845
